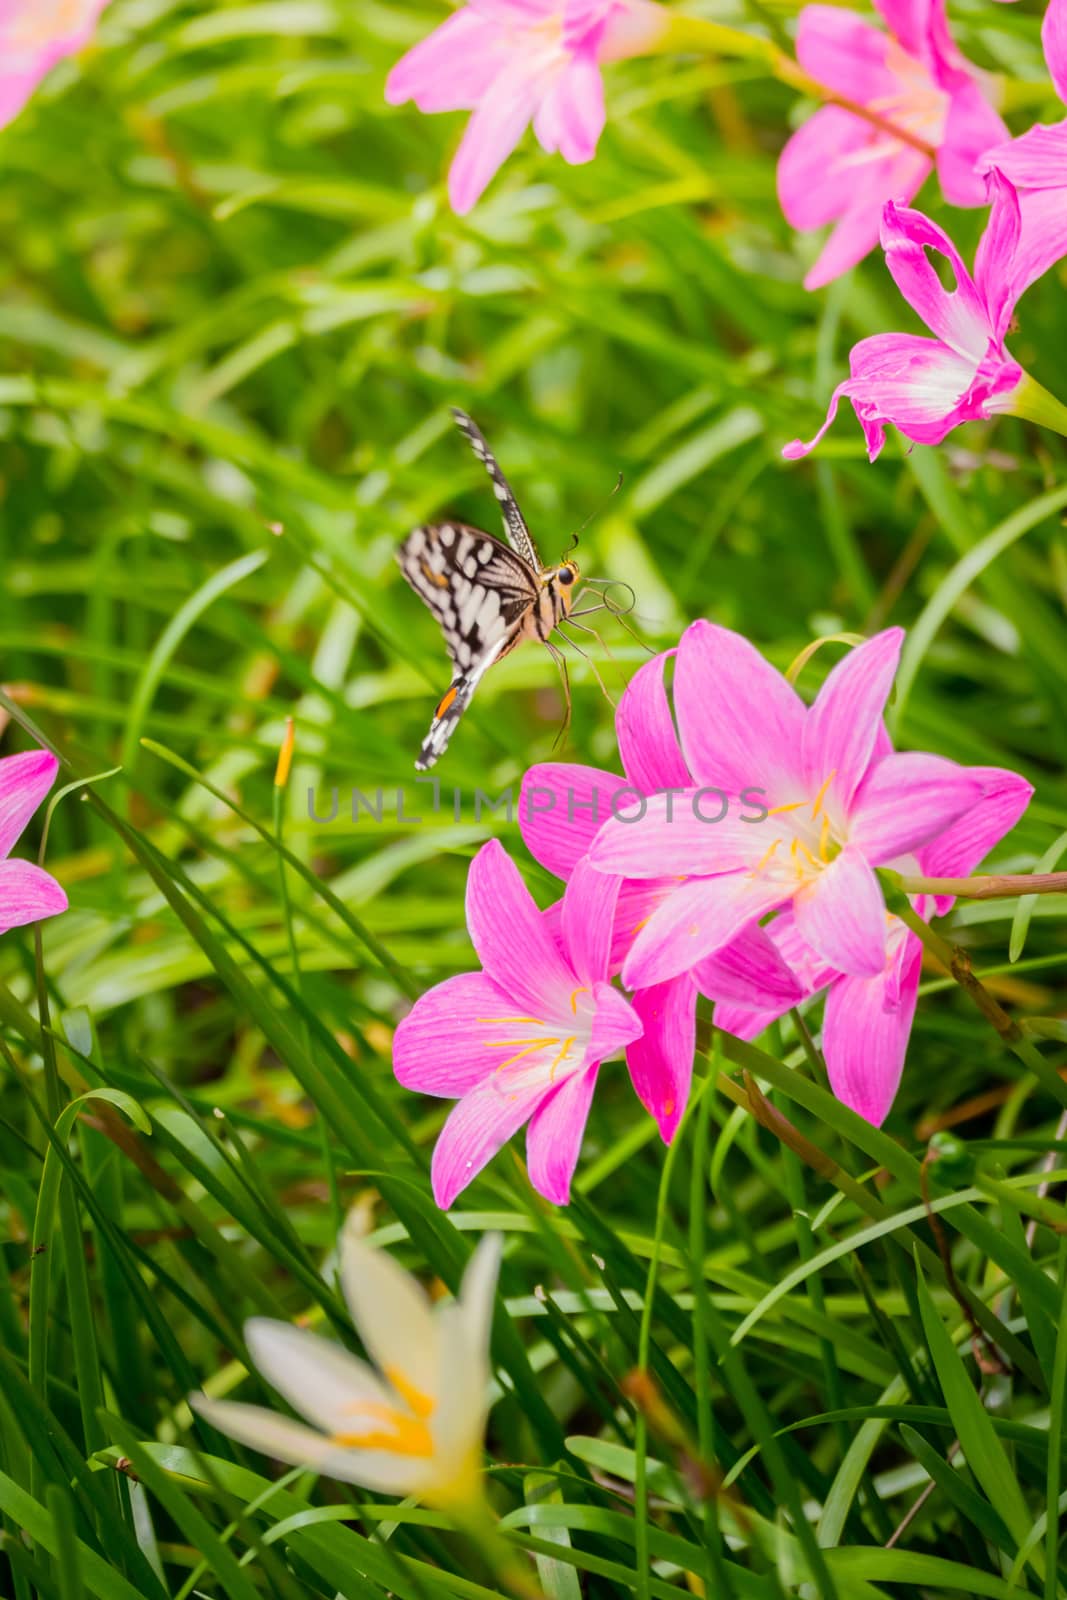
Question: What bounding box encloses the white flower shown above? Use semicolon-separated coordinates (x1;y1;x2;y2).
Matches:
191;1231;501;1508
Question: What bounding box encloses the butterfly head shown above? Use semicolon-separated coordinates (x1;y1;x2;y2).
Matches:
541;557;580;612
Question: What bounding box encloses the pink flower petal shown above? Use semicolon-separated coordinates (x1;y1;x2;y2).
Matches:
849;750;985;862
714;912;836;1039
674;620;806;798
1045;0;1067;106
796;5;897;100
915;765;1033;912
778;110;902;246
980;120;1067;189
938;83;1010;207
525;1065;599;1204
626;977;696;1143
822;933;922;1124
0;750;58;859
802;630;904;812
692;922;806;1008
560;856;621;986
519;762;626;880
881;200;990;358
589;790;769;879
0;859;68;936
533;51;605;164
1013;184;1067;298
871;0;935;62
466;840;574;1012
393;972;519;1096
432;1076;550;1208
448;62;542;213
974;168;1022;341
586;978;644;1064
793;846;886;977
385;10;510;112
621;872;788;990
615;650;689;792
0;67;45;129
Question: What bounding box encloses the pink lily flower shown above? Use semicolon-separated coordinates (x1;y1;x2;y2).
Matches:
519;651;804;1143
587;624;1008;996
783;170;1026;461
978;0;1067;297
717;765;1031;1125
393;839;641;1207
385;0;668;214
0;1;109;131
0;750;68;935
778;0;1008;288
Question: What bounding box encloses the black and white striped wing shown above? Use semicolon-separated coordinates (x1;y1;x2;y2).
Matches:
396;522;538;770
451;408;539;570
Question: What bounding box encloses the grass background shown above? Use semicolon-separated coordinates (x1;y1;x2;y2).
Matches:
1;0;1067;1595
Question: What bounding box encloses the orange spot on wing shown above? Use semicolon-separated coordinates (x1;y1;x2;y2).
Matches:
435;686;459;718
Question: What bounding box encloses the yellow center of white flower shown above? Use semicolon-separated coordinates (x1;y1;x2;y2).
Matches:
331;1365;435;1458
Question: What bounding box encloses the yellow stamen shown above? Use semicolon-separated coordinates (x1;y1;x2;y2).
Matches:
810;769;837;820
796;841;820;872
631;916;651;934
751;837;782;877
767;798;807;815
331;1415;433;1457
385;1365;435;1420
818;812;831;863
488;1038;560;1072
569;986;589;1014
549;1037;576;1080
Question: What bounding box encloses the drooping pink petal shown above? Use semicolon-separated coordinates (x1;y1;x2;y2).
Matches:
973;168;1022;342
385;10;511;112
848;750;984;862
621;872;787;990
586;979;644;1065
881;200;990;358
1045;0;1067;105
432;1076;549;1208
802;630;904;812
692;922;806;1008
793;846;886;977
393;973;520;1097
526;1065;599;1203
1013;185;1067;298
626;977;695;1143
938;83;1010;206
714;912;836;1039
615;650;689;792
465;840;574;1012
914;765;1033;912
674;620;806;797
0;859;68;935
589;791;770;879
560;857;620;987
0;750;59;860
822;933;922;1124
796;5;898;100
447;63;542;213
519;763;625;880
533;51;606;164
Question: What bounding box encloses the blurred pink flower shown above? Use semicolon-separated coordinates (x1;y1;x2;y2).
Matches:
778;0;1008;288
588;626;1002;995
717;766;1031;1125
0;750;68;935
978;0;1067;296
783;170;1025;461
393;839;641;1207
520;653;803;1143
0;0;109;131
385;0;667;213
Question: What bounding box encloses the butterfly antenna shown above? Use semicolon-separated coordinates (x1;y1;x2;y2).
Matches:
564;471;624;553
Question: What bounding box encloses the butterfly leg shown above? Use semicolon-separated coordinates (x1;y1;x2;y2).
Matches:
543;638;573;754
556;618;617;705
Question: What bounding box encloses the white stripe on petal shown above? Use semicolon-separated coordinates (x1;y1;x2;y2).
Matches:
244;1318;392;1432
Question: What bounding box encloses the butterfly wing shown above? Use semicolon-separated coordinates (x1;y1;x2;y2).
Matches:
450;408;539;570
397;522;539;769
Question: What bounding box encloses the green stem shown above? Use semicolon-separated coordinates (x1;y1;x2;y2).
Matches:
896;871;1067;901
1007;373;1067;439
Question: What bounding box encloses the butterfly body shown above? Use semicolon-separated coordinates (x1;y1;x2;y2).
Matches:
396;410;580;770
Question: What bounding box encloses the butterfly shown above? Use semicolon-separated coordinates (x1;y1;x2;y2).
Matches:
397;408;585;772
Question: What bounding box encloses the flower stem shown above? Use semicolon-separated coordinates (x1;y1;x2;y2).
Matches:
656;13;936;157
1007;373;1067;438
883;887;1067;1115
896;871;1067;900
